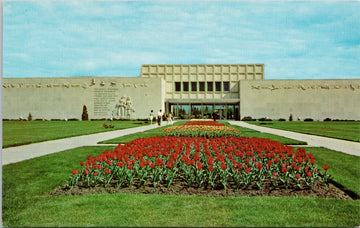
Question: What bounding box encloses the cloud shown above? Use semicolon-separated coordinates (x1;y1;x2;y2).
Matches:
3;1;360;79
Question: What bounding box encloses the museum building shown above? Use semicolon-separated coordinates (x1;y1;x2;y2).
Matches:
2;64;360;121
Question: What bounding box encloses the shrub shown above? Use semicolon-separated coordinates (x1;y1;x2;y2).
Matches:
304;118;314;122
241;116;253;121
278;118;286;121
82;105;89;121
27;112;32;121
289;114;293;122
103;123;114;129
323;118;332;122
258;117;272;121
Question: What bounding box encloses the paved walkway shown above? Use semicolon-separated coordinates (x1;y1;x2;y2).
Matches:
3;121;359;165
2;124;160;165
228;121;360;157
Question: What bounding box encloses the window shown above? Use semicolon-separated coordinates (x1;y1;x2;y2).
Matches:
199;82;205;91
215;81;221;91
223;82;230;91
183;82;189;91
191;82;197;91
175;82;181;92
207;82;213;91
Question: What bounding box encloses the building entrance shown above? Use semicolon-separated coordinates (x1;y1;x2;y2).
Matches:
168;103;239;120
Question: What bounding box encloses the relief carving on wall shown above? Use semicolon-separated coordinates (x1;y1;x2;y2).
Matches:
3;79;149;89
112;96;135;119
250;84;360;91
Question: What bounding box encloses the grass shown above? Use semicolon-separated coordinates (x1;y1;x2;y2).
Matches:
301;147;360;196
2;145;359;227
2;120;150;148
223;121;307;145
98;121;185;144
98;121;307;145
247;121;360;142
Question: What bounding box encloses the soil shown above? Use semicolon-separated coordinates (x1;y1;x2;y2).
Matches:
51;178;354;199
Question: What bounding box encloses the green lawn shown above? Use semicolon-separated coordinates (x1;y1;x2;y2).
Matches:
98;121;307;145
224;122;307;145
248;121;360;142
2;120;150;148
98;121;185;144
2;146;359;227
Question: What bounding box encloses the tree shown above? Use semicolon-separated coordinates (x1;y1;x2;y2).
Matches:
289;113;293;122
82;105;89;121
28;112;32;121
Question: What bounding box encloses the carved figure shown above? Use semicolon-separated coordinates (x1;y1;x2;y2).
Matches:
112;96;135;119
125;96;135;118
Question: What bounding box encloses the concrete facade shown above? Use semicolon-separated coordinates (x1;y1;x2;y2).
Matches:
2;64;360;121
239;79;360;120
2;77;164;120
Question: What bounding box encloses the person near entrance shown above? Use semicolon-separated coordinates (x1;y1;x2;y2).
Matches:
149;110;154;124
213;110;217;121
157;109;163;126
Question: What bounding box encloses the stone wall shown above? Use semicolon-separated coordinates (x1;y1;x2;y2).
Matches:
2;77;164;120
239;79;360;121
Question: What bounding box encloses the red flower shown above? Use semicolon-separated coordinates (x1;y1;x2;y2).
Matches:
208;165;214;171
304;167;309;172
221;163;227;170
245;168;251;174
93;172;98;176
80;162;84;166
197;161;202;171
310;159;315;165
272;172;276;176
281;167;288;173
85;170;89;175
117;162;124;168
323;164;329;170
296;174;300;179
307;172;312;177
72;169;78;175
295;166;300;171
150;164;155;169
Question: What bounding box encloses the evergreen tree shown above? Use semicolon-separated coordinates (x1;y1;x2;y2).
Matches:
28;112;32;121
82;105;89;120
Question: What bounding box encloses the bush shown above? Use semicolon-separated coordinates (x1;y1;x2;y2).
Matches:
324;118;332;121
82;105;89;121
27;112;32;121
241;116;253;121
103;123;114;129
278;118;286;121
289;114;293;122
258;117;272;121
68;118;80;121
304;118;314;122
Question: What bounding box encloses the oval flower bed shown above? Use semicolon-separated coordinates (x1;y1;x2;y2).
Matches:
162;121;241;137
67;136;330;191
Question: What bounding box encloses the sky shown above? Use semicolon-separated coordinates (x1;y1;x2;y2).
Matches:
3;1;360;79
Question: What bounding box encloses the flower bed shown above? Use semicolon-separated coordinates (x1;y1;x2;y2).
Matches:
162;121;241;137
182;121;224;126
68;136;330;190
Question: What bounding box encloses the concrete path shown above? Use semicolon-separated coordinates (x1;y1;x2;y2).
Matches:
228;121;360;157
2;124;160;165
